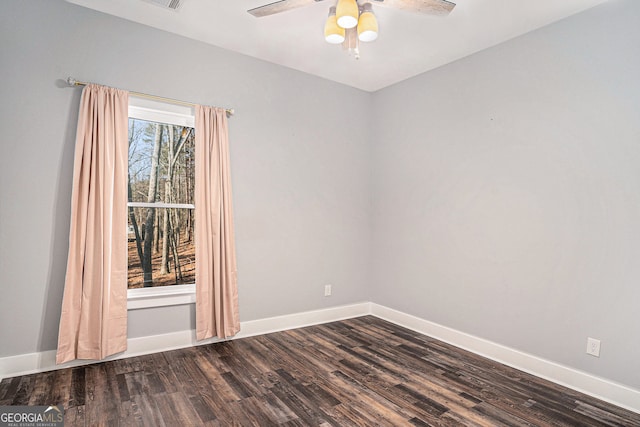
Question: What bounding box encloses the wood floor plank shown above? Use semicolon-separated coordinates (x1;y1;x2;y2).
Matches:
68;366;86;407
268;371;338;426
26;370;54;406
84;364;120;426
131;393;166;427
11;376;34;406
155;391;203;425
0;376;21;405
2;316;639;426
64;405;85;426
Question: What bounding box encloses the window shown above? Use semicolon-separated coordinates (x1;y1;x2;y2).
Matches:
126;97;196;309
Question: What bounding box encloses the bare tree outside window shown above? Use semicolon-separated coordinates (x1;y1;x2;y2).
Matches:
127;118;195;288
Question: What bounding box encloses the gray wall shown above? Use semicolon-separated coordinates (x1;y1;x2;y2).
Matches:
371;0;640;389
0;0;371;356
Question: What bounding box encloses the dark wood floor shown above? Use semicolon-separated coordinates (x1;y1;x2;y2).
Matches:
1;316;639;426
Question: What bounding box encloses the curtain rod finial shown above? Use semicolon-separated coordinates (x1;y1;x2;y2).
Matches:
67;77;78;86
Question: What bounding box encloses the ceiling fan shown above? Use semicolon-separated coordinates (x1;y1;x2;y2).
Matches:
248;0;456;58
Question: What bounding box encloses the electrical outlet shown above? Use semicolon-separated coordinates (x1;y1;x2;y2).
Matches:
586;337;601;357
324;284;332;297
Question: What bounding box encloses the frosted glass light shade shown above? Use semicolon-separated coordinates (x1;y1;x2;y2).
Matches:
324;7;345;44
358;4;378;42
336;0;359;29
357;13;378;42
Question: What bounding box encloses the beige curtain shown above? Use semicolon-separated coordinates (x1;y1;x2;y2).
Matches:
56;84;129;364
195;105;240;340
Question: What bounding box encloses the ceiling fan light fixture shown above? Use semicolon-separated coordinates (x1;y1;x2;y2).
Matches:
336;0;359;29
357;3;378;42
324;7;345;44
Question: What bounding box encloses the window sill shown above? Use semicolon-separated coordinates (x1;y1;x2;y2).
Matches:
127;284;195;310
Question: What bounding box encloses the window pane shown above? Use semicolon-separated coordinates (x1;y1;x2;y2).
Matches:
127;207;195;289
128;118;195;205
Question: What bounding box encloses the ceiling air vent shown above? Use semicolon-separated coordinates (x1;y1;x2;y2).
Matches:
144;0;184;11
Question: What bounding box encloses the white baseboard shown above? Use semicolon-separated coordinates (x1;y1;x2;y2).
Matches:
1;301;638;415
369;303;640;414
0;302;370;380
235;301;371;339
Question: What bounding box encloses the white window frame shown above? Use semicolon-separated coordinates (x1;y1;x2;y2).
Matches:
126;96;196;310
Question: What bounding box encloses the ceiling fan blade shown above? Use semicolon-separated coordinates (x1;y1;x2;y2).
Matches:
248;0;454;18
248;0;326;18
370;0;455;16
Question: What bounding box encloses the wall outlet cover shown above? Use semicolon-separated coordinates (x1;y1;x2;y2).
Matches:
586;337;601;357
324;284;332;297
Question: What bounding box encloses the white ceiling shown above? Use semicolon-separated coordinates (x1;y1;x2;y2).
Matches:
66;0;608;92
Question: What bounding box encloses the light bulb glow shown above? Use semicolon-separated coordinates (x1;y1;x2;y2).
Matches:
336;0;359;29
357;4;378;42
324;9;345;44
357;15;378;42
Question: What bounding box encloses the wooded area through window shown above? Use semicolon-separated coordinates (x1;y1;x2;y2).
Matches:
127;103;196;289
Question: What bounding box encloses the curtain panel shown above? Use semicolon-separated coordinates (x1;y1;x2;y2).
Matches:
56;84;129;364
195;105;240;340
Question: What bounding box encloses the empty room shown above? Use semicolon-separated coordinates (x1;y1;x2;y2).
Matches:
1;0;639;425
